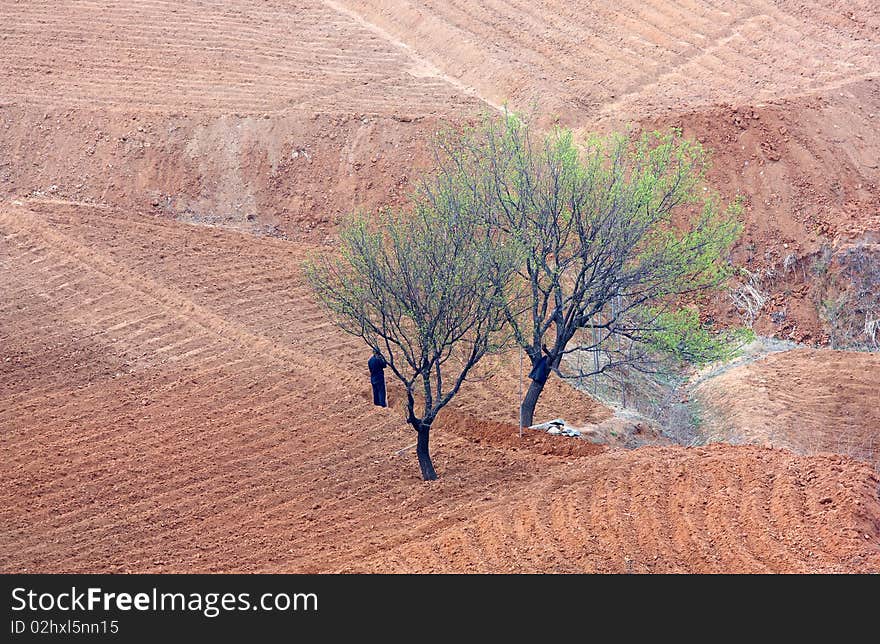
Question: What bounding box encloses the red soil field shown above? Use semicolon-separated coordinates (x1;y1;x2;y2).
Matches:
329;0;880;125
695;349;880;469
2;1;879;573
2;203;878;573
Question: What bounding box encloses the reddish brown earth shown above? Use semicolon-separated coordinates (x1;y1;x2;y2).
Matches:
333;1;880;126
2;1;880;573
0;0;482;235
2;203;878;573
2;2;878;338
695;349;880;469
645;82;880;342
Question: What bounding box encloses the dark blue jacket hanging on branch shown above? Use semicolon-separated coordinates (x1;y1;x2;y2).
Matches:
368;350;388;407
528;354;551;384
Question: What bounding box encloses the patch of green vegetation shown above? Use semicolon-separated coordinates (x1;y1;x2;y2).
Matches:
646;307;755;365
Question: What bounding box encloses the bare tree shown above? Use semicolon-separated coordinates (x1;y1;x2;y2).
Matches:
306;199;516;480
431;113;743;426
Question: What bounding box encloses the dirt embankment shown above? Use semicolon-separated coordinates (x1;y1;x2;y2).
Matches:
0;107;449;240
641;80;880;342
5;89;878;342
694;348;880;470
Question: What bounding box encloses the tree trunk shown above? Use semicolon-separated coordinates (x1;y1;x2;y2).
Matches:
519;377;548;428
415;423;438;481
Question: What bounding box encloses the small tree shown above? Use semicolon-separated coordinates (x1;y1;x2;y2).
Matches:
430;114;743;426
306;197;516;480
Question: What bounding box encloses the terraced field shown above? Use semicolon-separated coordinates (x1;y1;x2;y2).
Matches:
2;1;880;573
0;0;486;114
359;446;880;573
695;349;880;469
330;0;880;123
2;203;877;573
0;0;485;233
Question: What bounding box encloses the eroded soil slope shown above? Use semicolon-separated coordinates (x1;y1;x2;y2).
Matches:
651;80;880;342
